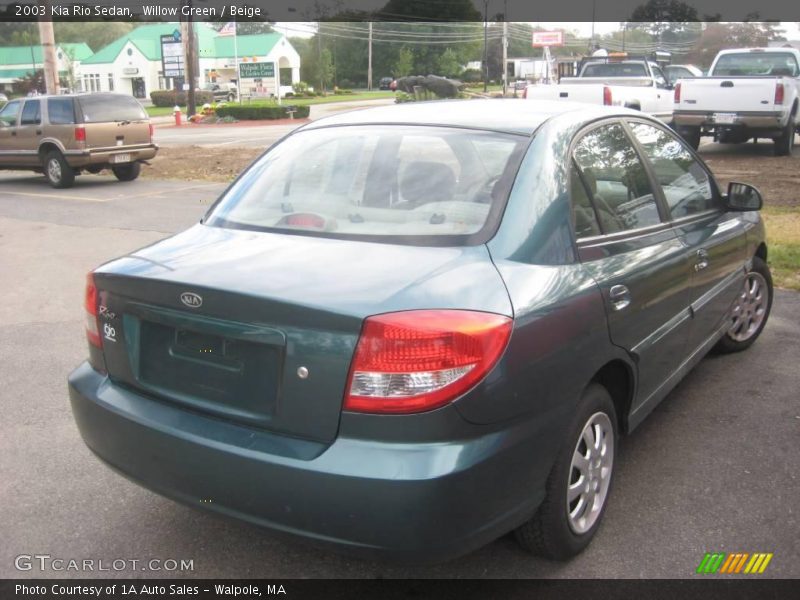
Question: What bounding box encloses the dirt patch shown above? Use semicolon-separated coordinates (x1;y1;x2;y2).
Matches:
701;148;800;209
142;146;262;182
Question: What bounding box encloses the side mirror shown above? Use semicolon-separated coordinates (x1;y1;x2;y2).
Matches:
725;182;763;211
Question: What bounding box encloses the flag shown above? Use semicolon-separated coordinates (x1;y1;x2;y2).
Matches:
218;22;236;36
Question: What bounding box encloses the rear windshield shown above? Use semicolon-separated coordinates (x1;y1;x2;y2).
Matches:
206;125;528;245
712;52;799;77
582;62;647;77
77;94;147;123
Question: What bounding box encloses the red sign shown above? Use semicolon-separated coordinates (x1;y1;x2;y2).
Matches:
532;31;565;47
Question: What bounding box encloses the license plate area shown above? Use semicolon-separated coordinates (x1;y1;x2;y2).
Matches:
713;112;737;124
112;153;131;163
122;303;285;428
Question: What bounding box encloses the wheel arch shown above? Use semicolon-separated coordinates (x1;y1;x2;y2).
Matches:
38;140;65;161
755;242;768;263
590;359;635;435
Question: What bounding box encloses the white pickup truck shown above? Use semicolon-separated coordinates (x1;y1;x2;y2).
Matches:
523;59;674;124
673;47;800;155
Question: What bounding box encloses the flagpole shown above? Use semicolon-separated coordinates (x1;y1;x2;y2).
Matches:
233;19;241;104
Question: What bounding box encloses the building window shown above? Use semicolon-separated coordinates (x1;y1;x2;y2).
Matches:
108;74;114;91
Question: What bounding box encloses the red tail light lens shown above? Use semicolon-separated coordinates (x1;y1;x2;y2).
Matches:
674;82;682;104
344;310;512;414
774;83;784;105
85;273;101;348
74;126;86;142
603;86;612;106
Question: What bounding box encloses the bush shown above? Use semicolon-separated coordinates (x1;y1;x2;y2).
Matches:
459;69;482;83
214;104;310;120
292;81;309;94
150;89;213;107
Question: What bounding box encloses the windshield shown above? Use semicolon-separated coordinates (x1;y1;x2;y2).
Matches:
582;62;647;77
206;125;527;245
78;94;147;122
712;52;799;77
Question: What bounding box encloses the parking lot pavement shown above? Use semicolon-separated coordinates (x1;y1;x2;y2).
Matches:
0;175;798;579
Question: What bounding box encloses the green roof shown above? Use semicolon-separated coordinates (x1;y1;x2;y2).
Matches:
209;33;282;59
82;23;285;65
82;22;217;65
0;43;93;66
0;67;35;80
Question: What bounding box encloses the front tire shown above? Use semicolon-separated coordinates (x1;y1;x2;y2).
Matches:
111;162;141;182
514;383;617;560
43;150;75;188
676;126;701;151
714;256;773;353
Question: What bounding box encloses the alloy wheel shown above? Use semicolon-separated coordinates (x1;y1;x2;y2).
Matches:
567;412;614;535
728;271;769;342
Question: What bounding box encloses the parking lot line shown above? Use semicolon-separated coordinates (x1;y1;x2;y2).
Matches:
6;190;108;203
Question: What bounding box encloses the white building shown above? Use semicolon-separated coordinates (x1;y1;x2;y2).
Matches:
78;23;301;100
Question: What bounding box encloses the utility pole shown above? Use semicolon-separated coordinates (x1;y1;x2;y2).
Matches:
181;1;196;117
367;22;373;91
317;22;323;92
502;21;508;96
37;1;58;94
483;0;488;93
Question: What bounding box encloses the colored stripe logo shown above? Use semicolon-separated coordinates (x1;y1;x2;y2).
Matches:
696;552;773;574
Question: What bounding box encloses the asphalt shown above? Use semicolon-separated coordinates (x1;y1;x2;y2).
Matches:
0;173;797;579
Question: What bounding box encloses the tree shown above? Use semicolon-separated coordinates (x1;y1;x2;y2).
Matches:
437;48;461;78
54;22;136;52
629;0;699;42
685;21;786;69
377;0;481;21
394;47;414;77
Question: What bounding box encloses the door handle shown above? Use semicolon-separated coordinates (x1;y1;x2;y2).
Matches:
10;131;16;136
695;249;710;272
35;129;42;135
609;285;631;311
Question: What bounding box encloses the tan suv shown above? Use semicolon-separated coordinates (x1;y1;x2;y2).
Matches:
0;93;158;188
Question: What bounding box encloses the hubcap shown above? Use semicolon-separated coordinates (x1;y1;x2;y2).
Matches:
728;271;768;342
567;412;614;535
47;158;62;182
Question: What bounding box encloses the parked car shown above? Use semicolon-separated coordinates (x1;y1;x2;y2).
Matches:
0;92;157;188
0;92;8;104
379;77;394;90
69;100;771;562
663;64;703;87
524;58;675;124
200;82;237;102
673;47;800;154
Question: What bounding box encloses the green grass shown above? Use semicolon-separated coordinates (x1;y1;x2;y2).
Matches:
145;91;395;117
761;206;800;291
464;84;503;93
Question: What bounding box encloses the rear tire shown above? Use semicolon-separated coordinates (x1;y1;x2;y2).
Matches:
676;126;700;151
714;256;773;353
514;383;617;560
773;118;796;156
111;162;141;182
43;150;75;188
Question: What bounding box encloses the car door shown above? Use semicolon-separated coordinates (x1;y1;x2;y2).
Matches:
15;99;43;167
570;120;693;411
648;65;674;122
626;119;747;353
0;99;22;166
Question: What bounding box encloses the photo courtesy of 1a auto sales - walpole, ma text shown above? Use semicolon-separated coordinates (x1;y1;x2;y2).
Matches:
0;0;798;598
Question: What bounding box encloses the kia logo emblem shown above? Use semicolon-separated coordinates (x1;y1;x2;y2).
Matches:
180;292;203;308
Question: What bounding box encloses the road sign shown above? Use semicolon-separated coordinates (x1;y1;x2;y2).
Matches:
532;31;564;47
161;31;184;78
238;62;275;79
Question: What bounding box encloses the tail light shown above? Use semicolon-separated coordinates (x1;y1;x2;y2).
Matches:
603;86;612;106
85;272;101;348
674;82;682;104
344;310;512;414
74;126;86;143
774;83;784;105
149;122;154;141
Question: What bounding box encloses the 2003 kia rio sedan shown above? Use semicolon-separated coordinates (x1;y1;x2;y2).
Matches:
69;100;772;561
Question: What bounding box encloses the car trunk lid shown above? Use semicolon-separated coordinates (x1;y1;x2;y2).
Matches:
93;225;512;443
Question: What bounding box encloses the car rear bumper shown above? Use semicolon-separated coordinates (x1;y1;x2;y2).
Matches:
674;110;786;131
68;362;553;562
65;144;158;167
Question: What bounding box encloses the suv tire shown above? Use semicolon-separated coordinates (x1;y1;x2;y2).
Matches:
773;117;796;156
43;150;75;189
111;162;141;182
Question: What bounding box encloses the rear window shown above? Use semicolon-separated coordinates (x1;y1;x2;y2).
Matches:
77;94;147;122
206;125;527;245
582;62;647;77
712;52;799;77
